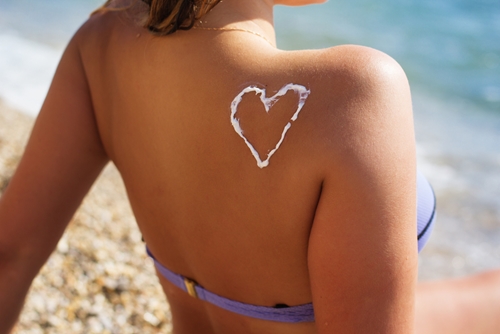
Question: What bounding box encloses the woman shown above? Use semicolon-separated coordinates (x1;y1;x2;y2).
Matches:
0;0;497;333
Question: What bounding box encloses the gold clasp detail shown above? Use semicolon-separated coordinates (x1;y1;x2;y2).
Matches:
183;277;198;299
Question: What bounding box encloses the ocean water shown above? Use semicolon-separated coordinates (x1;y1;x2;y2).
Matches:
0;0;499;280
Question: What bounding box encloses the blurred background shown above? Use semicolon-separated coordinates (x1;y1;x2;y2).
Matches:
0;0;499;280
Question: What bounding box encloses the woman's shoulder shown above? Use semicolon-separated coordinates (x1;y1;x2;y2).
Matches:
278;44;411;118
279;44;408;95
272;45;413;170
272;45;411;124
72;1;141;45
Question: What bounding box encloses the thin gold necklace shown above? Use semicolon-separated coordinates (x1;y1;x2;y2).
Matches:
193;25;274;46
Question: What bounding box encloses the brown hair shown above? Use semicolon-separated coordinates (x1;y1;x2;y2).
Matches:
95;0;221;35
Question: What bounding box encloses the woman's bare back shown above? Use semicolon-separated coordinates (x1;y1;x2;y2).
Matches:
77;7;417;331
81;9;330;333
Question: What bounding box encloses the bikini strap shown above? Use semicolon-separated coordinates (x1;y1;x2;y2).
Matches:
416;171;437;252
145;247;315;322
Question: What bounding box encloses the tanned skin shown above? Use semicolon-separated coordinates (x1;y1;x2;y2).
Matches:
0;0;426;333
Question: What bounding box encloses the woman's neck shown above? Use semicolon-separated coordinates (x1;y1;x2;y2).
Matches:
197;0;276;45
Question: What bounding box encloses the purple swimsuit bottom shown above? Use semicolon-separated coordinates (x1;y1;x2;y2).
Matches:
146;171;436;323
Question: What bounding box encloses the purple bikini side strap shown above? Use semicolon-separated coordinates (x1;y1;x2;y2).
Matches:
145;247;315;323
416;171;437;252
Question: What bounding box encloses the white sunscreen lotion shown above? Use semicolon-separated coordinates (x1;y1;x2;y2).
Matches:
230;83;310;168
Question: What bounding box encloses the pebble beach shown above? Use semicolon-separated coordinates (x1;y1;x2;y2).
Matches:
0;101;173;333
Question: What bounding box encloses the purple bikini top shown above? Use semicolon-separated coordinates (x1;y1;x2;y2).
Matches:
146;171;436;323
146;247;315;322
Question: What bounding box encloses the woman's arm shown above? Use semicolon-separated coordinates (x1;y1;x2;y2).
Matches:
0;28;108;333
308;46;418;333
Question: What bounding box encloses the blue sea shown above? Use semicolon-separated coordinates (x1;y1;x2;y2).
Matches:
0;0;499;280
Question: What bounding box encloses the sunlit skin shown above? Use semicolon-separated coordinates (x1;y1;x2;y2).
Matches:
1;0;499;333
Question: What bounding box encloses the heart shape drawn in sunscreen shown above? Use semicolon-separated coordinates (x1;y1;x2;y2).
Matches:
230;83;311;168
